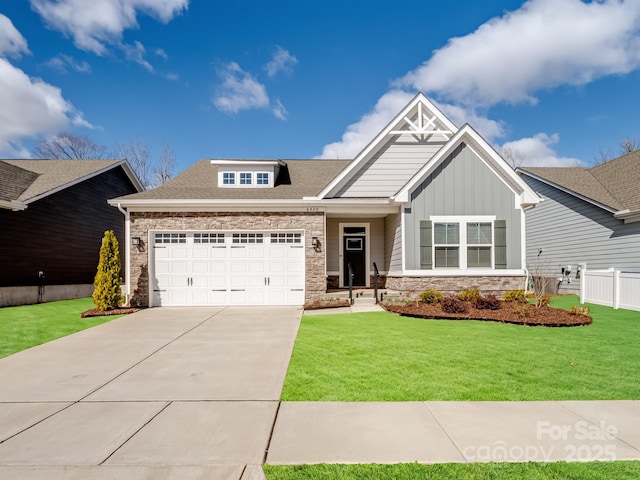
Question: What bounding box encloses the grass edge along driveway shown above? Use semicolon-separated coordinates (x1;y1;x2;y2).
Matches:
281;296;640;401
0;297;121;359
264;460;640;480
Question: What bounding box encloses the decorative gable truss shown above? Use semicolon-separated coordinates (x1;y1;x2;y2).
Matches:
313;93;458;199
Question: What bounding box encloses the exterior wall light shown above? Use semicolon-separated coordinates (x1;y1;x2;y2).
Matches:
131;237;141;246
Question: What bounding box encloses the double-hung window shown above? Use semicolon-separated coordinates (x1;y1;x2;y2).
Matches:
467;222;492;268
434;223;460;268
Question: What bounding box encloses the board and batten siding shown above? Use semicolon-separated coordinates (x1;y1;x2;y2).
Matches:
404;143;522;270
326;217;385;273
385;211;402;273
522;176;640;273
335;137;444;197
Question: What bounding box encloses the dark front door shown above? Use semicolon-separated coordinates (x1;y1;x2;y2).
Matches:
343;235;366;287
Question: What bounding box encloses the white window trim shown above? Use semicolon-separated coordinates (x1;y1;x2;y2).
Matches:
218;169;273;188
430;215;496;270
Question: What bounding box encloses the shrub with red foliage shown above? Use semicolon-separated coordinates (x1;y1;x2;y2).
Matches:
441;296;468;313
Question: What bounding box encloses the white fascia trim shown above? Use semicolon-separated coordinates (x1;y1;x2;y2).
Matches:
401;269;526;277
394;125;540;207
516;169;617;214
316;93;458;200
24;160;143;205
210;159;284;166
0;199;27;211
614;209;640;223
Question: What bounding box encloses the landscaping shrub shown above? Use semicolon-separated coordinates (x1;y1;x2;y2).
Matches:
475;294;502;310
458;287;481;302
570;305;590;316
93;230;124;311
419;289;444;304
513;303;533;318
503;289;527;303
536;294;551;308
442;296;468;313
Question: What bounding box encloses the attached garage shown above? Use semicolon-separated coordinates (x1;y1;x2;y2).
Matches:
150;230;305;306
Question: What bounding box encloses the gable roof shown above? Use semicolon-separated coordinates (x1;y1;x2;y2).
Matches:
0;159;143;210
394;124;540;207
315;92;458;199
518;149;640;215
111;159;351;203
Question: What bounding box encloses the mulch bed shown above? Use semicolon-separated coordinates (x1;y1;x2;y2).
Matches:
304;299;351;310
80;307;143;318
383;301;592;327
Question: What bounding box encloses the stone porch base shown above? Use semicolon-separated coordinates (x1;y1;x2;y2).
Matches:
385;275;526;299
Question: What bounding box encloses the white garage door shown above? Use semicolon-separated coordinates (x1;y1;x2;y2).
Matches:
151;231;305;306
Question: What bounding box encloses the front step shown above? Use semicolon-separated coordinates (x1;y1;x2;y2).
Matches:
323;288;402;303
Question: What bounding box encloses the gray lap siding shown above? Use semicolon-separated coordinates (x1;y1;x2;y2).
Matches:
128;212;325;307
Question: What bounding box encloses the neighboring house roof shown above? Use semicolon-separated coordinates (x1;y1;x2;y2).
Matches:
0;159;144;210
113;159;351;201
518;149;640;218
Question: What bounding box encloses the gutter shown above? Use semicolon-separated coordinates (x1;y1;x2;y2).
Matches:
116;203;131;306
614;209;640;223
0;199;27;211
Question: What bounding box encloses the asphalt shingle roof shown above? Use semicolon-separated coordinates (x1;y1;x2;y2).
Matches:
520;149;640;212
0;162;39;202
1;159;123;203
114;159;352;201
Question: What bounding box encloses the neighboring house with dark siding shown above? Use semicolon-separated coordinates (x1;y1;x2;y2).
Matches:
517;150;640;293
0;159;143;306
110;94;540;308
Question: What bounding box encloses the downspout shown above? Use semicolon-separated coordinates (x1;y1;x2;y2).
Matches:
117;203;131;306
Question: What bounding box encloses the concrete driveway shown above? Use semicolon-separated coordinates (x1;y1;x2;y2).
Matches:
0;306;302;479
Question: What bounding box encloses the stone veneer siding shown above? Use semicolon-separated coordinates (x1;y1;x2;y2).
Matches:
386;275;525;299
128;212;325;307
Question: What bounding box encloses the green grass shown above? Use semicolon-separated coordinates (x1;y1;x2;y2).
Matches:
282;296;640;401
264;461;640;479
0;298;120;358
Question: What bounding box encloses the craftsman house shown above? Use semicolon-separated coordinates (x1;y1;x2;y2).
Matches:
0;159;143;306
110;94;540;307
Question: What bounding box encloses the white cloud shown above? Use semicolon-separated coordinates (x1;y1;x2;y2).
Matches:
45;54;92;73
30;0;187;71
264;46;298;78
317;90;415;159
0;58;88;156
272;99;287;120
398;0;640;107
0;14;30;57
501;133;583;167
213;62;269;114
122;40;153;72
213;61;287;120
319;0;640;159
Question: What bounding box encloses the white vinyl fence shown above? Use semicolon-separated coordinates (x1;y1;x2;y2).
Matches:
581;268;640;312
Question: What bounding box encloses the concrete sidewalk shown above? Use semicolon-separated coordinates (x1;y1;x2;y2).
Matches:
267;400;640;465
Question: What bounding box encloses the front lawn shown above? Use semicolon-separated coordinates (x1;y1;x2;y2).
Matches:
281;296;640;401
264;461;640;480
0;298;120;358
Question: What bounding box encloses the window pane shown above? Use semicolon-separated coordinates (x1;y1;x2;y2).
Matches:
239;172;252;185
467;222;492;245
223;172;235;184
435;247;459;267
256;172;268;185
468;247;492;267
344;227;365;234
435;223;459;244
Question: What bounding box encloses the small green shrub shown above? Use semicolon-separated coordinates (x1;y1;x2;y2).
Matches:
570;305;590;316
442;296;468;314
503;289;527;303
419;289;444;304
475;294;502;310
458;287;481;302
513;303;533;318
536;294;551;308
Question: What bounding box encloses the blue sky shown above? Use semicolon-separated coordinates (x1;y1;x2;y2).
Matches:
1;0;639;173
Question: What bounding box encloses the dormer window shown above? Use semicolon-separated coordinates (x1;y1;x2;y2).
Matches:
212;159;283;188
222;172;235;185
256;172;269;185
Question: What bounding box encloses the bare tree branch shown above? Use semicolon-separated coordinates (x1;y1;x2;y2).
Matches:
112;138;152;188
32;133;106;159
499;147;527;168
620;136;638;154
152;143;176;188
